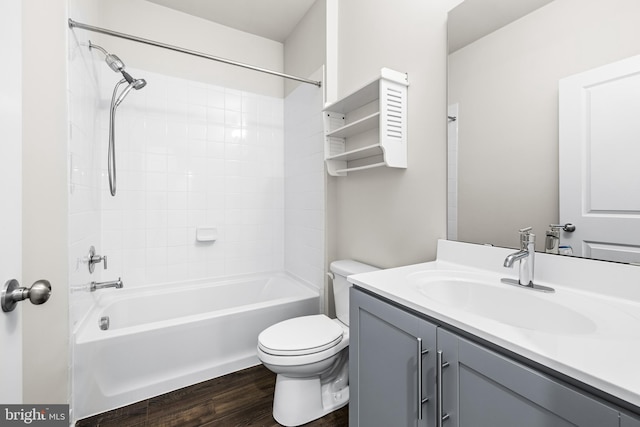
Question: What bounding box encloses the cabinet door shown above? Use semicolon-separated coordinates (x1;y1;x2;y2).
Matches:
622;413;640;427
350;288;437;427
455;338;619;427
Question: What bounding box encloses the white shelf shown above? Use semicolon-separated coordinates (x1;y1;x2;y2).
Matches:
323;68;408;113
334;162;387;175
323;68;408;177
326;143;382;161
323;79;380;114
326;112;380;139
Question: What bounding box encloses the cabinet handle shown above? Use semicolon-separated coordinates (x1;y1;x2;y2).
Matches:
437;350;450;426
417;338;429;420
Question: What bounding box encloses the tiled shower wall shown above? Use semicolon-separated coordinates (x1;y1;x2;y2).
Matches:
67;33;325;427
68;42;325;329
99;68;286;287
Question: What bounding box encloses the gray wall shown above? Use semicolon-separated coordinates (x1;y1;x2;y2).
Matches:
328;0;455;269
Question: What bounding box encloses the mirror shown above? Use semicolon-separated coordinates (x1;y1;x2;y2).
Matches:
447;0;640;262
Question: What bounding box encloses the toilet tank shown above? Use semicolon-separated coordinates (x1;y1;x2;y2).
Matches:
330;260;379;326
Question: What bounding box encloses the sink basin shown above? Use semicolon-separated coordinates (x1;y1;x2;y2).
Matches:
407;271;597;335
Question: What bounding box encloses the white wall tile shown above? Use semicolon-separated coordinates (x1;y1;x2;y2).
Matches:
71;66;320;310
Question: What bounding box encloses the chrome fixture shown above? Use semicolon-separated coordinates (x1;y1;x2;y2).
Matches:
88;245;108;273
2;279;52;313
99;316;110;331
89;41;133;84
545;223;576;254
436;351;450;427
107;77;146;197
502;227;554;293
69;19;321;87
90;278;123;292
89;41;147;197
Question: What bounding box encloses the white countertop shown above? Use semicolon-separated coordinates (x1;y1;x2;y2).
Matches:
348;240;640;410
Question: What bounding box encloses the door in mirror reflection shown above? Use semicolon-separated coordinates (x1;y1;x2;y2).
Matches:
560;54;640;263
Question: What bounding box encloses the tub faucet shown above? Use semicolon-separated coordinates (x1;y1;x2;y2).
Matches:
503;227;536;287
90;278;123;292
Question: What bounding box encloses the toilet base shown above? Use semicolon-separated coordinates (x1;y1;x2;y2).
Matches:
272;374;349;426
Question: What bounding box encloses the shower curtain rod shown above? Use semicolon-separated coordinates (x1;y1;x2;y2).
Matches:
68;18;322;87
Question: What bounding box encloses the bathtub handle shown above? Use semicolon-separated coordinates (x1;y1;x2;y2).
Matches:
88;245;108;273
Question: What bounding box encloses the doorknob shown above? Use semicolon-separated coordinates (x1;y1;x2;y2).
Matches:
1;279;52;312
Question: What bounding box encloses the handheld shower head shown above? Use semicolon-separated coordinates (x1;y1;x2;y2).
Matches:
114;78;147;107
94;41;148;198
133;78;147;90
107;76;147;197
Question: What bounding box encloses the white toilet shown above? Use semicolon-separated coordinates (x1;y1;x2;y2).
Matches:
257;260;379;427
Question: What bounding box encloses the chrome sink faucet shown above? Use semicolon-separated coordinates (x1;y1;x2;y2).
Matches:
502;228;554;293
503;227;536;287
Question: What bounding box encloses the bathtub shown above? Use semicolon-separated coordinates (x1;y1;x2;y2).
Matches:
72;272;320;422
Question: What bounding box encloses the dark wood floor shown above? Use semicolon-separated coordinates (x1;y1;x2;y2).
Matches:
75;364;349;427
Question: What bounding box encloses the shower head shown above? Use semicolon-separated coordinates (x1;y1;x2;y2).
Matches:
89;41;124;70
132;78;147;90
114;78;147;107
89;41;141;84
105;53;126;73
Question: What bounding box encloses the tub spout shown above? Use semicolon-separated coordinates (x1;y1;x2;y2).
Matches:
90;278;123;292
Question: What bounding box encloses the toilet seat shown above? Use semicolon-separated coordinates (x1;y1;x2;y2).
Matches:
258;315;344;356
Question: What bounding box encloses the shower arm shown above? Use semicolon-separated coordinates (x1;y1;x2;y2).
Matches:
88;41;109;57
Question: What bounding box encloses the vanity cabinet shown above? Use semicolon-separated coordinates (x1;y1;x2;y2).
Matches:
351;287;629;427
622;414;640;427
438;328;619;427
350;287;437;426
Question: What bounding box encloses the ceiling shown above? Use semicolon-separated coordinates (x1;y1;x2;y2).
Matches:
448;0;553;53
145;0;316;43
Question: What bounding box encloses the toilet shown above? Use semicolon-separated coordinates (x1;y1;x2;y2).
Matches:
256;260;379;426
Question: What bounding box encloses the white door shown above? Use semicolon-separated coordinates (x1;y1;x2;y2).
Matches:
559;55;640;263
0;0;23;403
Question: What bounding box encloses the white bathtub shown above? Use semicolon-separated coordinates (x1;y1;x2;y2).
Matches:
72;272;319;422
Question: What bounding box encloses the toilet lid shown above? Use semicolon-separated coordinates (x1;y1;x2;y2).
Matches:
258;314;344;356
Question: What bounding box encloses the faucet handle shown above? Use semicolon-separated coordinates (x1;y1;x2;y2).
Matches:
88;246;108;273
518;227;535;248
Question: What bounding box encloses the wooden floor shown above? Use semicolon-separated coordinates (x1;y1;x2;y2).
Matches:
75;365;349;427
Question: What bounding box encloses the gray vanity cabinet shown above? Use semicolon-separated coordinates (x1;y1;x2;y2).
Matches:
351;287;628;427
350;288;438;426
438;329;619;427
622;414;640;427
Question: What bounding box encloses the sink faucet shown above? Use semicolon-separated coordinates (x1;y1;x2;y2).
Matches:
503;227;535;287
502;228;554;293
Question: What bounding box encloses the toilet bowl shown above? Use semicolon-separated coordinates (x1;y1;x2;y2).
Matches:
256;260;379;427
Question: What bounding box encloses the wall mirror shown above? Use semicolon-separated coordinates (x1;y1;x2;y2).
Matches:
447;0;640;263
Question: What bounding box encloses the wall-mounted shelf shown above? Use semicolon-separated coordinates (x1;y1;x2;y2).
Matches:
323;68;408;176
